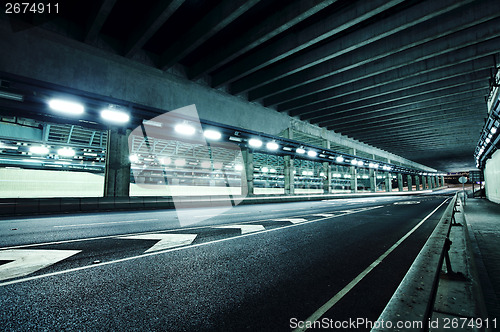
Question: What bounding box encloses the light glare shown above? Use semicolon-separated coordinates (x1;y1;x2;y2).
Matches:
175;123;196;136
248;138;263;148
203;129;221;140
101;109;130;123
49;99;84;115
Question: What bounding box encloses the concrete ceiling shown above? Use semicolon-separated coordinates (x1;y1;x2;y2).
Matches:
3;0;500;171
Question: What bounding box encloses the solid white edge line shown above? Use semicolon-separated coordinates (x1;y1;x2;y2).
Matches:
293;198;450;332
0;206;385;287
53;219;159;228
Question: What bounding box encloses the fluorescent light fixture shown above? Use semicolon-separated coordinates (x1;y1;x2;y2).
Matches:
362;175;369;179
234;164;243;171
229;136;243;142
266;142;279;151
49;99;84;115
319;154;326;158
351;159;358;165
248;138;263;148
201;161;211;168
0;91;24;101
485;137;491;144
296;148;305;154
344;174;351;178
307;150;317;157
175;123;196;136
0;143;18;150
143;120;162;127
301;171;308;175
262;167;269;173
357;160;364;166
101;109;130;123
174;159;186;166
57;147;75;157
336;156;344;163
270;168;276;173
283;147;293;151
203;129;221;140
129;155;139;163
29;146;49;155
492;127;497;134
213;162;223;169
320;172;325;177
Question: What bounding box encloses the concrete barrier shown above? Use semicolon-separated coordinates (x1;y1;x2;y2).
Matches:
372;193;458;331
0;188;445;216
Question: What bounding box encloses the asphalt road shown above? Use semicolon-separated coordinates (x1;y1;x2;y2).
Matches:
0;191;455;331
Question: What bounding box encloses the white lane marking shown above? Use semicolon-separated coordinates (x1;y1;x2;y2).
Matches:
272;218;308;224
213;225;265;234
336;206;385;214
53;219;158;228
293;198;450;332
0;249;81;281
312;214;334;217
393;201;421;205
118;234;197;253
0;205;386;287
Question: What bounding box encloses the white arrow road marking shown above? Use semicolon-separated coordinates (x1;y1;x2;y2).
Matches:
118;234;197;253
0;249;81;281
213;225;265;234
312;213;334;217
272;218;308;224
337;206;384;213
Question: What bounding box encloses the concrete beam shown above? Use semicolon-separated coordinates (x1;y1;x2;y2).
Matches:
124;0;185;58
211;0;403;87
291;70;489;118
159;0;261;70
310;82;487;125
270;57;492;109
247;14;500;101
261;39;499;107
234;0;476;96
85;0;117;44
187;0;334;79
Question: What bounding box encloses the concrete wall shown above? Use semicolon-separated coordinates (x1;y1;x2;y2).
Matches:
484;150;500;204
0;19;435;172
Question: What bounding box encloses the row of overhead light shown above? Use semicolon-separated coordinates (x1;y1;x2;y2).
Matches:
48;98;130;124
474;110;499;168
160;120;445;175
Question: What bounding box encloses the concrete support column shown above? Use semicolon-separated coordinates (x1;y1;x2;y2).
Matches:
369;168;376;192
284;155;294;195
397;173;404;192
428;176;433;189
415;176;420;191
407;175;412;191
441;175;445;188
323;162;331;194
385;172;392;192
241;147;254;196
422;176;427;190
435;176;439;188
104;128;131;197
350;166;358;193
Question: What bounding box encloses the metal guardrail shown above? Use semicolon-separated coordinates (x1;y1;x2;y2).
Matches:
372;193;459;331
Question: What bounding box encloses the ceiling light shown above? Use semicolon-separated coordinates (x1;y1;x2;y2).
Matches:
262;167;269;173
270;168;277;173
0;91;24;101
175;123;195;135
201;161;211;168
159;157;171;165
485;137;491;144
57;147;75;158
29;146;49;155
129;155;139;163
49;99;84;115
266;142;279;151
351;159;358;165
174;159;186;166
234;164;243;171
336;156;344;163
307;150;317;157
248;138;263;148
302;170;308;175
203;129;221;140
492;127;497;134
101;109;130;123
296;148;305;154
